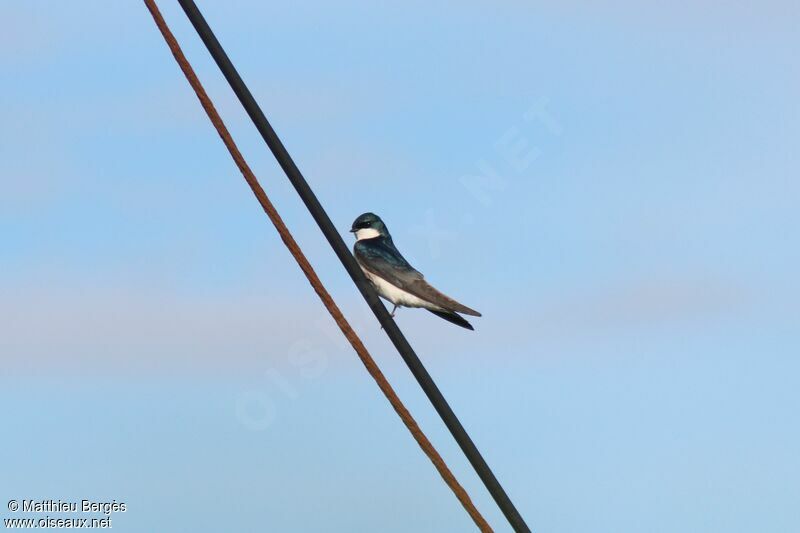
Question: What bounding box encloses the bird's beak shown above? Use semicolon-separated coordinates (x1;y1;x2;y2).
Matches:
349;228;356;233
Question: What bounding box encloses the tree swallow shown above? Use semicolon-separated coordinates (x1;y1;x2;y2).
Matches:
350;212;481;330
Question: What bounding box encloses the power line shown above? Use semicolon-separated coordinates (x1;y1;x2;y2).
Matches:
143;1;493;530
174;2;532;531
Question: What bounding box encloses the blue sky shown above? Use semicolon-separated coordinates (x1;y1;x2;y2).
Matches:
1;1;798;532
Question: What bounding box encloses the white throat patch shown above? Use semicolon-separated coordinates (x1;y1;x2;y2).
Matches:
355;228;381;241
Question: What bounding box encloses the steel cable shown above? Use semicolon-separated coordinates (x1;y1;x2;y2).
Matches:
143;1;493;530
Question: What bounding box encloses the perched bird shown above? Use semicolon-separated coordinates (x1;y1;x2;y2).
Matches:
350;212;481;330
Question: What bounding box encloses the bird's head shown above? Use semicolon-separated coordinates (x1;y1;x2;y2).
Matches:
350;212;388;240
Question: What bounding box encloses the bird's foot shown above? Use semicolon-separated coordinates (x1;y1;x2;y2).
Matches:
380;305;399;329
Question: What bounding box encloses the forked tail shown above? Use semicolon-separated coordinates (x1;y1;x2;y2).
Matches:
428;309;474;330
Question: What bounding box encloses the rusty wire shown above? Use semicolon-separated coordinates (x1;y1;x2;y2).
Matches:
143;1;493;530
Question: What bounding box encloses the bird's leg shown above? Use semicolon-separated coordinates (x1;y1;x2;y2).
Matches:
380;305;399;330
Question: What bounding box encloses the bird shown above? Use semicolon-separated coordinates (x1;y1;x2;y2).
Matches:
349;212;481;330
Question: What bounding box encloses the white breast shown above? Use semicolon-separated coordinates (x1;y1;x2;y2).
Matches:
361;267;442;311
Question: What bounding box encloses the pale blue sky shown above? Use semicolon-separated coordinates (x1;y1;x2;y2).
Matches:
1;2;798;532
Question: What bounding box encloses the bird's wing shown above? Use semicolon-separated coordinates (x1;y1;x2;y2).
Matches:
354;239;481;317
402;278;482;317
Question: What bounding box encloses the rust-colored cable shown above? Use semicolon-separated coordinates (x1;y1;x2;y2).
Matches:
143;1;492;530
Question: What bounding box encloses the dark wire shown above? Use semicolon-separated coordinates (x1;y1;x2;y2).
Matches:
175;2;531;531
